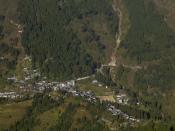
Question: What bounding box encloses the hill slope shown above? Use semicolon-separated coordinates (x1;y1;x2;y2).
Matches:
115;0;175;90
18;0;118;81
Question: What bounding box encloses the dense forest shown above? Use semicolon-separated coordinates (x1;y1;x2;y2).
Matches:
0;14;20;88
118;0;175;89
18;0;118;80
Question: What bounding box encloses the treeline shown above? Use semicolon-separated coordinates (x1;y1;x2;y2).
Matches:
18;0;118;80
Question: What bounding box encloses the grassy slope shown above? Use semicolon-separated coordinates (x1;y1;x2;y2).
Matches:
124;122;174;131
34;107;62;131
162;89;175;118
0;0;18;18
26;93;175;131
12;94;119;131
77;79;114;96
0;100;32;129
154;0;175;31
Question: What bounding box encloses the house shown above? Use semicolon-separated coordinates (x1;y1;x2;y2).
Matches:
0;57;4;60
25;77;31;81
116;93;129;105
7;76;17;82
53;86;59;91
92;80;98;84
98;84;102;87
60;83;66;88
67;80;75;87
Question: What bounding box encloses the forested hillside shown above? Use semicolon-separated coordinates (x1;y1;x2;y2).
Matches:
18;0;118;80
116;0;175;90
0;0;24;89
1;0;175;130
112;0;175;123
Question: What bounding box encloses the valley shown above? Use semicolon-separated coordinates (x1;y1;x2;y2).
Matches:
0;0;175;131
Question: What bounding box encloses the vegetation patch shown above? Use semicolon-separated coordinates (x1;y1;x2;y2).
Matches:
116;0;175;90
17;0;118;81
77;79;114;96
0;100;32;130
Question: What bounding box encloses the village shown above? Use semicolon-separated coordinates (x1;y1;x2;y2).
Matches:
2;78;140;123
0;61;140;124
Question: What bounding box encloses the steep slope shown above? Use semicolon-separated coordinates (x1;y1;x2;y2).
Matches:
0;0;25;89
114;0;175;90
18;0;119;81
154;0;175;31
112;0;175;121
8;93;119;131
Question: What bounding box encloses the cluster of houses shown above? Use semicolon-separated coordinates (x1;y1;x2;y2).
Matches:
10;20;23;34
34;80;97;103
7;76;28;85
0;57;4;60
92;79;106;88
73;90;97;103
107;104;140;123
116;93;129;105
7;62;40;84
5;75;141;124
23;68;40;81
34;80;75;92
0;92;22;99
5;63;140;124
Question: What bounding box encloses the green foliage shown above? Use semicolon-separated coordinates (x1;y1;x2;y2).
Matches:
79;119;108;131
18;0;118;81
135;58;175;89
49;103;77;131
49;98;109;131
9;93;60;131
115;65;130;83
122;0;175;62
0;14;20;82
0;43;20;80
120;0;175;89
95;67;115;86
123;122;175;131
8;93;109;131
0;15;5;37
32;93;60;113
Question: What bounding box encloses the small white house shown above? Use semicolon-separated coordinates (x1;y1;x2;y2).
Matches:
92;80;98;84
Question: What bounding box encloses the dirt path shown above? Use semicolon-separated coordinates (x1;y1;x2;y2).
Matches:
108;0;123;67
108;1;143;72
